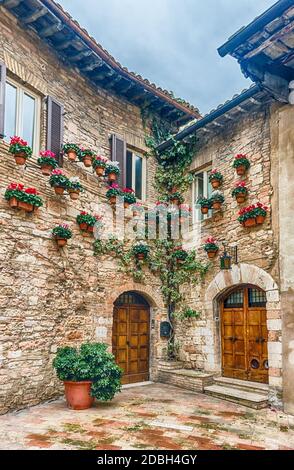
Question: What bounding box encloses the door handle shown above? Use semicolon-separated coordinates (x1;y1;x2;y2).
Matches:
126;341;130;346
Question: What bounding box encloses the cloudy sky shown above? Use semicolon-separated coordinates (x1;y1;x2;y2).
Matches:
60;0;274;114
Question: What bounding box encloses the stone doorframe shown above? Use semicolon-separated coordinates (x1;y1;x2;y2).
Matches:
204;263;282;408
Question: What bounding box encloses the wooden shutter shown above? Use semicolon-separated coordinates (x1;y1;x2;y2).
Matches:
0;63;6;139
47;96;64;166
111;134;126;186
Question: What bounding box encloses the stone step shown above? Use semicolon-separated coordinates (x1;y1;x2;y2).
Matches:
213;376;269;395
204;384;269;409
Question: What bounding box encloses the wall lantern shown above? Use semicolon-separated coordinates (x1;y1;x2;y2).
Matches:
220;251;232;270
160;321;172;338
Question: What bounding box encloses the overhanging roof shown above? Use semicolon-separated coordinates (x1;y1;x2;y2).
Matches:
0;0;201;124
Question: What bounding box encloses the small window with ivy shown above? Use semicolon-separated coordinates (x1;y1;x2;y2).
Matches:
192;166;212;223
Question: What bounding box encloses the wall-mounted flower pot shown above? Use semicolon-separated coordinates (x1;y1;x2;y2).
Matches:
211;179;221;189
54;187;65;196
14;153;26;165
95;167;105;177
40;164;54;176
207;250;218;259
108;173;117;183
236;165;246;176
18;201;34;213
236;194;247;204
244;218;256;228
9;197;18;208
55;237;67;247
67;151;77;162
82;156;92;167
69;190;80;200
256;215;266;225
109;196;117;205
79;222;88;231
171;198;179;206
212;201;222;210
201;206;209;215
136;253;146;261
124;202;130;209
63;381;94;410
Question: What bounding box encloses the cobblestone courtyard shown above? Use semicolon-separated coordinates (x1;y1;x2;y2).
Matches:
0;384;294;450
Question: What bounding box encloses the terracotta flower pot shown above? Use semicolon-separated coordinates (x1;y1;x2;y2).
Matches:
95;166;105;177
236;165;246;176
109;196;117;205
124;202;130;209
108;173;117;182
171;198;179;206
136;253;145;261
69;190;80;200
207;250;218;259
244;217;256;228
18;201;34;213
63;381;93;410
256;215;266;225
211;179;220;189
54;186;65;196
79;223;88;231
40;164;54;176
212;201;222;210
133;211;140;217
88;225;94;233
83;155;93;167
201;206;209;215
55;237;67;247
14;153;27;165
9;197;18;208
67;151;77;162
236;194;247;204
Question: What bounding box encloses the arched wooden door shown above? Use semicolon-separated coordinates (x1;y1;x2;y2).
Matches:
221;286;269;384
112;292;150;385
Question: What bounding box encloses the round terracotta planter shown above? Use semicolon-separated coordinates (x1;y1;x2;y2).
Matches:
54;186;65;196
236;165;246;176
171;198;179;206
244;218;256;228
133;211;140;217
79;223;88;231
18;201;34;213
67;151;77;162
212;201;222;210
95;167;105;177
14;153;27;165
236;194;247;204
211;179;221;189
136;253;146;261
207;250;218;259
109;196;117;205
83;156;93;167
63;381;94;410
55;237;67;247
124;202;130;209
9;197;18;208
69;190;80;200
108;173;117;183
88;225;94;233
201;206;209;215
256;215;266;225
40;164;54;176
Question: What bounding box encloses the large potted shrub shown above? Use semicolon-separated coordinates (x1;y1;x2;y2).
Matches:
92;156;107;176
209;169;223;189
105;162;120;183
52;223;72;247
233;154;250;176
197;197;211;215
4;183;43;212
203;236;219;259
9;136;32;165
232;181;248;204
38;150;58;176
68;177;84;200
49;169;69;195
53;343;122;410
62;143;80;162
209;190;225;210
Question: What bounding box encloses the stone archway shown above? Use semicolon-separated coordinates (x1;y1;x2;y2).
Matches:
204;264;282;408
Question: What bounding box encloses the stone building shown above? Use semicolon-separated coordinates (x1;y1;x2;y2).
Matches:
0;0;294;417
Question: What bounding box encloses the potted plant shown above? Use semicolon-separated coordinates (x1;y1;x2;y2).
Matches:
169;191;184;206
209;169;223;189
232;181;248;204
68;177;84;200
197;197;211;215
132;202;144;217
4;183;43;212
255;203;268;225
37;150;58;176
62;143;80;162
76;211;103;234
179;204;191;224
132;242;150;261
92;156;107;176
172;246;188;265
105;162;120;183
79;148;94;167
49;169;69;195
238;205;257;228
203;236;219;259
9;136;32;165
53;343;122;410
52;223;72;247
122;188;136;209
210;191;225;210
106;183;121;205
233;154;250;176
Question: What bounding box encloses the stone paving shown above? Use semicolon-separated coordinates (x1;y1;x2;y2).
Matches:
0;383;294;450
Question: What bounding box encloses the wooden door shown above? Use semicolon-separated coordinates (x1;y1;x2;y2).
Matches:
221;287;268;384
112;294;150;385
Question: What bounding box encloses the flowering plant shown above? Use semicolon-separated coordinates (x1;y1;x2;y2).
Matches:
123;188;136;204
232;181;248;197
52;224;72;239
9;136;32;158
197;197;211;208
237;204;267;223
106;183;122;199
49;169;69;188
105;161;120;176
209;169;223;183
62;143;80;154
68;177;84;192
37;150;58;169
209;190;225;203
76;211;103;227
233;154;250;169
92;156;107;169
78;148;94;160
203;236;219;252
255;203;268;217
131;242;150;258
132;202;144;213
169;191;184;204
4;183;43;207
172;246;188;261
179;204;191;218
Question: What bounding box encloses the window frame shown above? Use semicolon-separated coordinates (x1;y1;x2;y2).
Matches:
5;77;41;155
191;165;212;224
126;148;147;202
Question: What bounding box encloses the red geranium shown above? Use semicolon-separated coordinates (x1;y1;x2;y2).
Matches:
123;188;134;194
25;188;38;195
7;182;24;191
10;136;28;147
39;150;56;159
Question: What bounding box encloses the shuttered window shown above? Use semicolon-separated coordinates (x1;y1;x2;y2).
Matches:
111;134;126;186
47;96;64;166
125;149;146;200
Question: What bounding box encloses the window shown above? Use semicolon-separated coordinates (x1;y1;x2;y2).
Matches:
4;78;40;154
191;166;212;223
126;149;146;200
